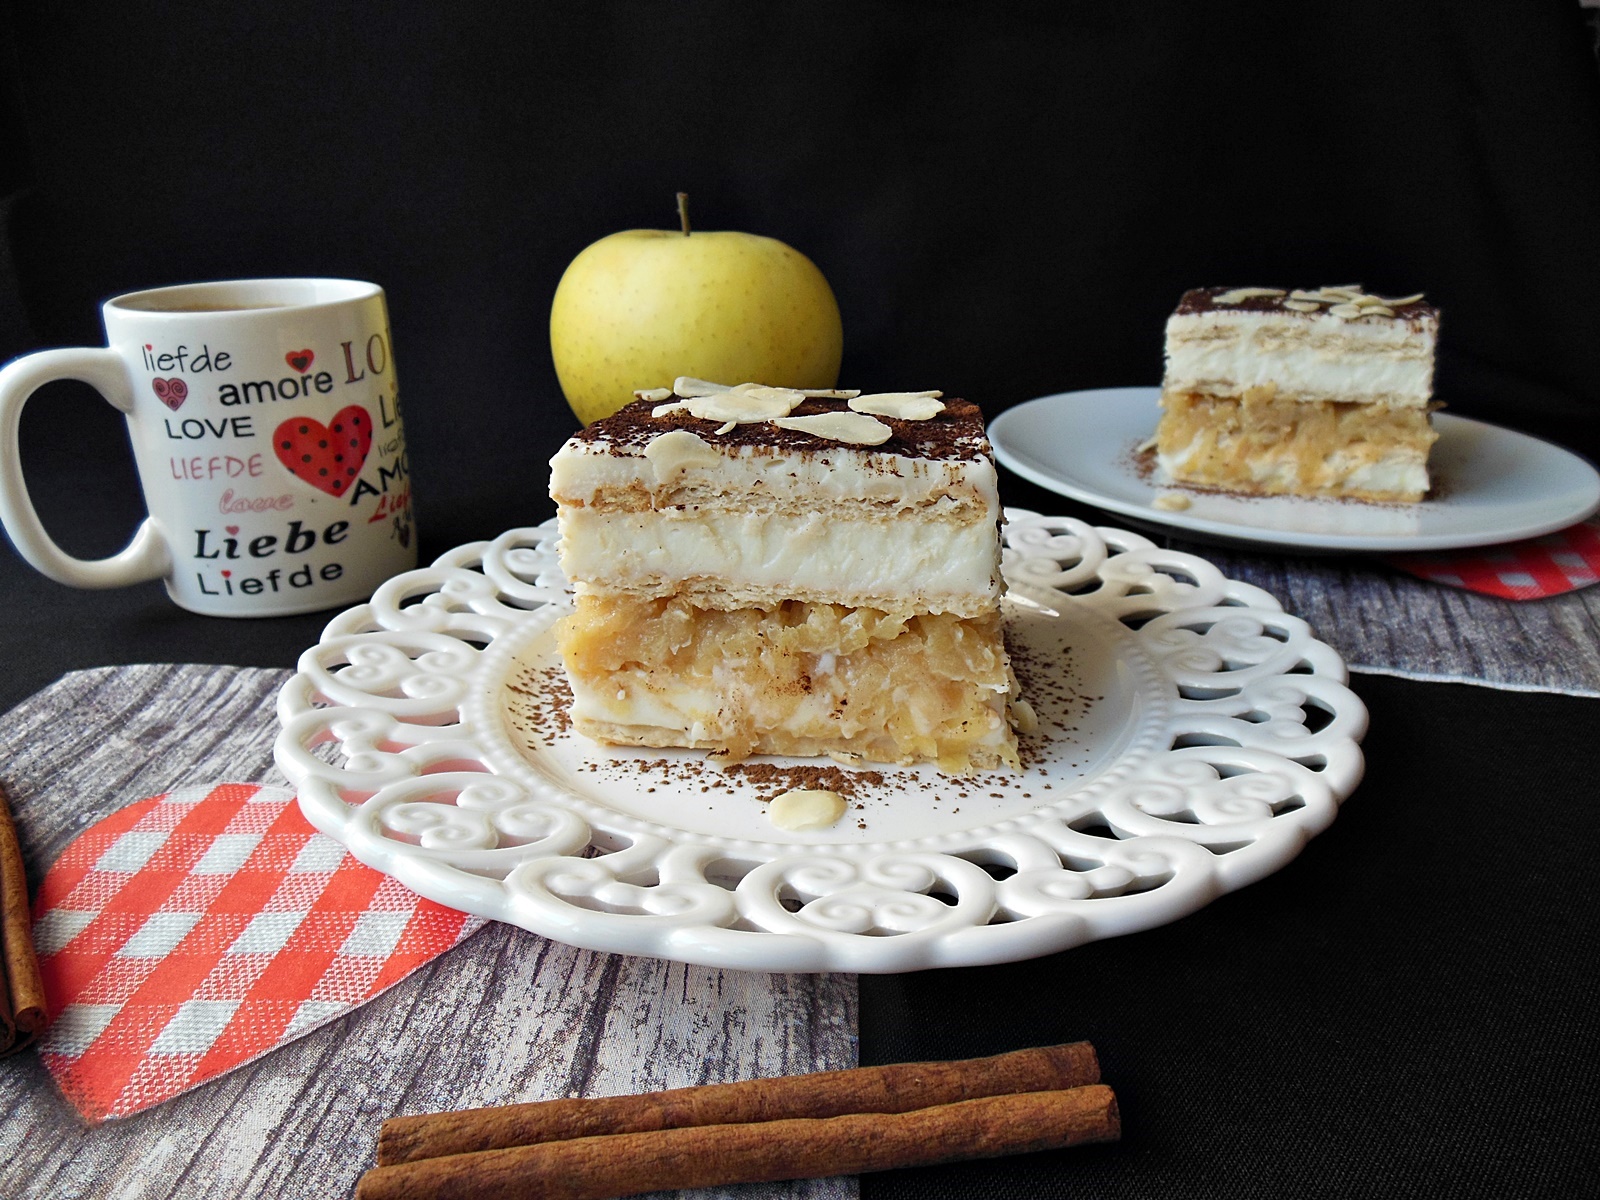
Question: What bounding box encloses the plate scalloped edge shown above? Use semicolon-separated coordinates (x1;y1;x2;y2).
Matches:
274;510;1368;973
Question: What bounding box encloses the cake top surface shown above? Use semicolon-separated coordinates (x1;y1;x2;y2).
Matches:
1174;286;1438;325
571;389;993;463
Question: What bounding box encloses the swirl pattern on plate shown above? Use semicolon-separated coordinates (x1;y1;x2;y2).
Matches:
275;511;1366;971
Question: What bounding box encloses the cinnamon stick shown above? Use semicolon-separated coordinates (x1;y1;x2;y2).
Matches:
378;1041;1099;1166
0;781;46;1057
357;1084;1119;1200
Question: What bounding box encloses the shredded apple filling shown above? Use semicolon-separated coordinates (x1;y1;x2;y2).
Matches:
1156;389;1437;501
555;595;1018;772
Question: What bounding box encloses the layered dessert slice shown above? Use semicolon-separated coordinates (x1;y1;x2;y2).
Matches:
1156;286;1440;502
549;380;1019;771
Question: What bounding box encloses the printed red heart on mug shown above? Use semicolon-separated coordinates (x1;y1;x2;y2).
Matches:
151;377;188;411
273;406;372;497
286;349;314;373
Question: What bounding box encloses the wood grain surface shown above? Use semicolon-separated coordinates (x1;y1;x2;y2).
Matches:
0;664;858;1200
1204;548;1600;696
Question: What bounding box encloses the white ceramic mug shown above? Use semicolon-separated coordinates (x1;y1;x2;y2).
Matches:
0;278;416;616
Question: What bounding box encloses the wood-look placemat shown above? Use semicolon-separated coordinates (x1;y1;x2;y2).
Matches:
1203;549;1600;697
0;664;857;1200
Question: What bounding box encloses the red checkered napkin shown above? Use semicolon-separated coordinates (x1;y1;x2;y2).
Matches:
1386;517;1600;600
31;782;485;1122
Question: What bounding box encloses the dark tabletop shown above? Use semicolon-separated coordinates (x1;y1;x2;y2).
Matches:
4;3;1600;1196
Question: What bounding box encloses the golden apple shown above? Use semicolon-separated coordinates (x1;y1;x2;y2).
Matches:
550;204;843;425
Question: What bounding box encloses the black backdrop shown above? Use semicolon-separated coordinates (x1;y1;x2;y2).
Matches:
3;0;1599;565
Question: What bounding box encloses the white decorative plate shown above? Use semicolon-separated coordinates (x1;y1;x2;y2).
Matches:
990;387;1600;552
274;511;1367;973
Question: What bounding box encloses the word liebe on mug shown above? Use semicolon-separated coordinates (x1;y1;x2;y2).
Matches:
0;278;417;616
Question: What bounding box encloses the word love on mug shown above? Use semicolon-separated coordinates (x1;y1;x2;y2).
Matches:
0;279;419;617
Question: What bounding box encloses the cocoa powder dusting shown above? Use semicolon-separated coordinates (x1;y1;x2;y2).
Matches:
722;762;888;804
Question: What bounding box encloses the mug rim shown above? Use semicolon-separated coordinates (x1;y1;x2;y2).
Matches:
105;277;383;316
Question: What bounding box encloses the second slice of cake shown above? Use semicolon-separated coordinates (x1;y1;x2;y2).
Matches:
549;381;1020;772
1157;286;1440;502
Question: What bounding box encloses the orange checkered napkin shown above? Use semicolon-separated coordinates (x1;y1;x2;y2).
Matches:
1386;517;1600;600
30;782;485;1122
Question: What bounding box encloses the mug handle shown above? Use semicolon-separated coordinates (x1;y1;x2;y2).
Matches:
0;348;171;588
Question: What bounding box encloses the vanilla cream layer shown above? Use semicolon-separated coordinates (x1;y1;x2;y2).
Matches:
1164;310;1437;407
557;506;1002;615
551;436;1004;615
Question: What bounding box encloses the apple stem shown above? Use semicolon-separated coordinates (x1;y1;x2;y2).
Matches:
676;192;691;236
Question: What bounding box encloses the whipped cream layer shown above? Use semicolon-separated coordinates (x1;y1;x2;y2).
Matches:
1164;308;1438;407
556;503;1001;614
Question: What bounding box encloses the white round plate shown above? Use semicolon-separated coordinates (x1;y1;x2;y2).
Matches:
274;511;1367;973
990;387;1600;553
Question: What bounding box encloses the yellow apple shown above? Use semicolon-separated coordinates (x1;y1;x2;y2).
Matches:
550;214;843;425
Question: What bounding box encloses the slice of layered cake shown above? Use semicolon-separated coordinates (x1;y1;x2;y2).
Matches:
549;380;1020;772
1156;286;1440;502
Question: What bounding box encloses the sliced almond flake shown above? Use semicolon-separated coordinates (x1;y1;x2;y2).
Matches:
849;391;946;420
673;376;735;397
683;391;801;423
771;411;893;445
1324;283;1363;292
1380;292;1425;306
729;384;809;407
1282;299;1322;312
1009;697;1039;735
1007;590;1060;618
715;421;736;435
725;381;863;400
768;789;847;832
1363;305;1395;318
633;387;674;403
1289;290;1330;303
1353;294;1390;307
1327;303;1365;318
641;429;721;484
1213;287;1287;304
1319;287;1363;301
651;401;688;417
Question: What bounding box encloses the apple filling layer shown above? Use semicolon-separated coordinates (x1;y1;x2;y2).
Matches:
1156;388;1438;503
555;595;1020;772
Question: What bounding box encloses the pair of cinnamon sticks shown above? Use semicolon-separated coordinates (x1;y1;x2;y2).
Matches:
356;1042;1118;1200
0;782;46;1056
